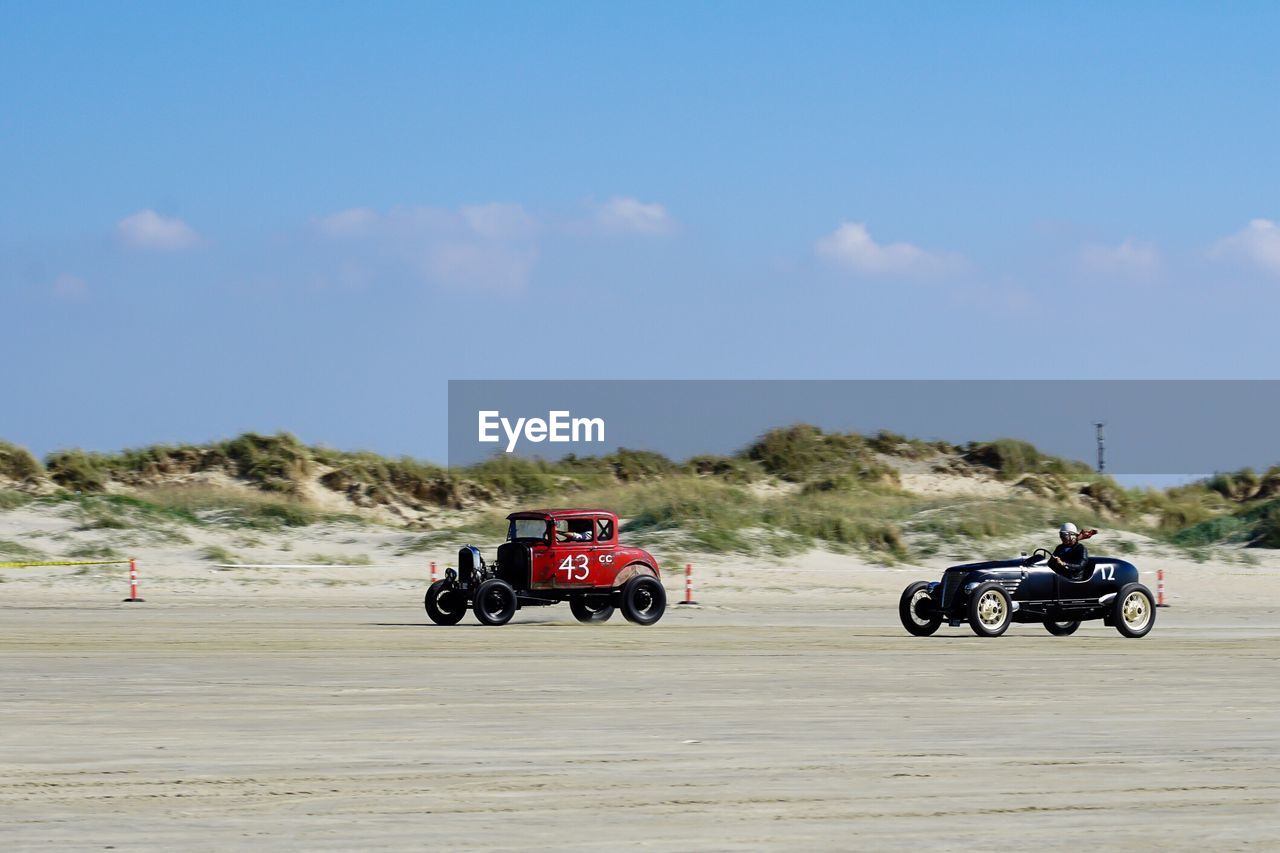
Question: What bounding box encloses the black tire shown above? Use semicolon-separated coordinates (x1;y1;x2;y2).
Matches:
899;581;942;636
1113;583;1156;638
967;582;1012;637
1044;620;1080;636
424;580;466;625
569;594;615;624
619;576;666;626
472;578;517;626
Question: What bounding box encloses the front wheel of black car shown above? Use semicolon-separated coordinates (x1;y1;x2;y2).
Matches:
899;581;942;636
570;594;615;624
1044;620;1080;636
967;582;1012;637
1113;583;1156;638
472;578;518;626
424;580;466;625
619;576;666;625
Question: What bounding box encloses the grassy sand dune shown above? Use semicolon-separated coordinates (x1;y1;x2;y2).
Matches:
0;427;1277;574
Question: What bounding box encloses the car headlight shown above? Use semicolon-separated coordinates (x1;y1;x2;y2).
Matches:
964;581;979;593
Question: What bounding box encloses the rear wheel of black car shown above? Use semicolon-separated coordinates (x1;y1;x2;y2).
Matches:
1044;620;1080;636
899;581;942;636
424;580;466;625
570;594;615;624
1113;583;1156;638
472;578;518;626
967;582;1012;637
619;576;666;626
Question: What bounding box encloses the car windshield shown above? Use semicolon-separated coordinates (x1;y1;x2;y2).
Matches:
508;518;548;542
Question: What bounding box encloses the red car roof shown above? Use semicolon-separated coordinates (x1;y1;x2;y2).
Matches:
506;508;617;520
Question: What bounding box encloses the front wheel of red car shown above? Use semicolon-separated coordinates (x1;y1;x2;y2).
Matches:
899;581;942;636
570;594;615;624
967;582;1012;637
619;576;666;625
473;579;517;626
425;580;466;625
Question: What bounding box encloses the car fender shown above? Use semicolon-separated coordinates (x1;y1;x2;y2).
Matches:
613;562;658;587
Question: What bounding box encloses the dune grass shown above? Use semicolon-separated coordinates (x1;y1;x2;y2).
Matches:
64;543;124;560
298;553;372;566
133;486;356;530
0;441;42;481
199;545;240;563
5;428;1280;557
0;539;45;560
0;490;32;510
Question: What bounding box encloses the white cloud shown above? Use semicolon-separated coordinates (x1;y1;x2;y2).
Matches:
312;197;674;289
313;204;539;290
461;203;538;239
116;209;200;251
1210;219;1280;275
51;273;87;300
816;222;960;277
1078;238;1161;279
592;196;673;234
421;242;537;291
316;207;378;237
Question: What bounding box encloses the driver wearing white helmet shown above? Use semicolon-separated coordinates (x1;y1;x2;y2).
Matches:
1049;522;1090;579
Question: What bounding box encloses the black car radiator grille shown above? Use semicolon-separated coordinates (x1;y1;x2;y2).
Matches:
941;573;1020;610
940;573;962;609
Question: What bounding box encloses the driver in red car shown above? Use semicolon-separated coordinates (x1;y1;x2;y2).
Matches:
556;519;594;542
1049;522;1090;579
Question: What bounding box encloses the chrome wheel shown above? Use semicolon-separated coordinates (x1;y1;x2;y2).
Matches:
900;581;942;636
1112;583;1156;638
977;590;1006;628
967;582;1012;637
1121;590;1150;631
908;589;932;626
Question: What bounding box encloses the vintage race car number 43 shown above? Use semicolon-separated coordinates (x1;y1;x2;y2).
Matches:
559;553;613;580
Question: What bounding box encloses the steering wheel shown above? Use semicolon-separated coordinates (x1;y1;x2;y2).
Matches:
1023;548;1053;567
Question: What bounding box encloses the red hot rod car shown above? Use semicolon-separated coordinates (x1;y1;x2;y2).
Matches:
424;509;666;626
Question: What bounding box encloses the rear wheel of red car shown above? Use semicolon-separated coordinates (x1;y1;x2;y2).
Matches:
967;582;1012;637
1113;583;1156;638
569;594;615;623
619;575;666;625
1044;620;1080;636
899;581;942;636
424;580;466;625
472;579;517;626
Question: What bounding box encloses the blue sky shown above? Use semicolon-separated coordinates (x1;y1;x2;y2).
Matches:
3;2;1279;462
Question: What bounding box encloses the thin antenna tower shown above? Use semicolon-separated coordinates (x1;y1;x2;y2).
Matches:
1095;422;1105;474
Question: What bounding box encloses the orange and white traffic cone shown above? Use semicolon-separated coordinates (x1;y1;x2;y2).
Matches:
1156;568;1168;607
676;563;698;606
123;558;144;603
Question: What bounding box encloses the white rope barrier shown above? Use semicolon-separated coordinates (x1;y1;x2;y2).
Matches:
211;563;409;570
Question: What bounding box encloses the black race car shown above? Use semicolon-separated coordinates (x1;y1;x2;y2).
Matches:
899;549;1157;638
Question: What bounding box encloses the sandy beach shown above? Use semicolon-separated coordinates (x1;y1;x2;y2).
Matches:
2;542;1278;850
